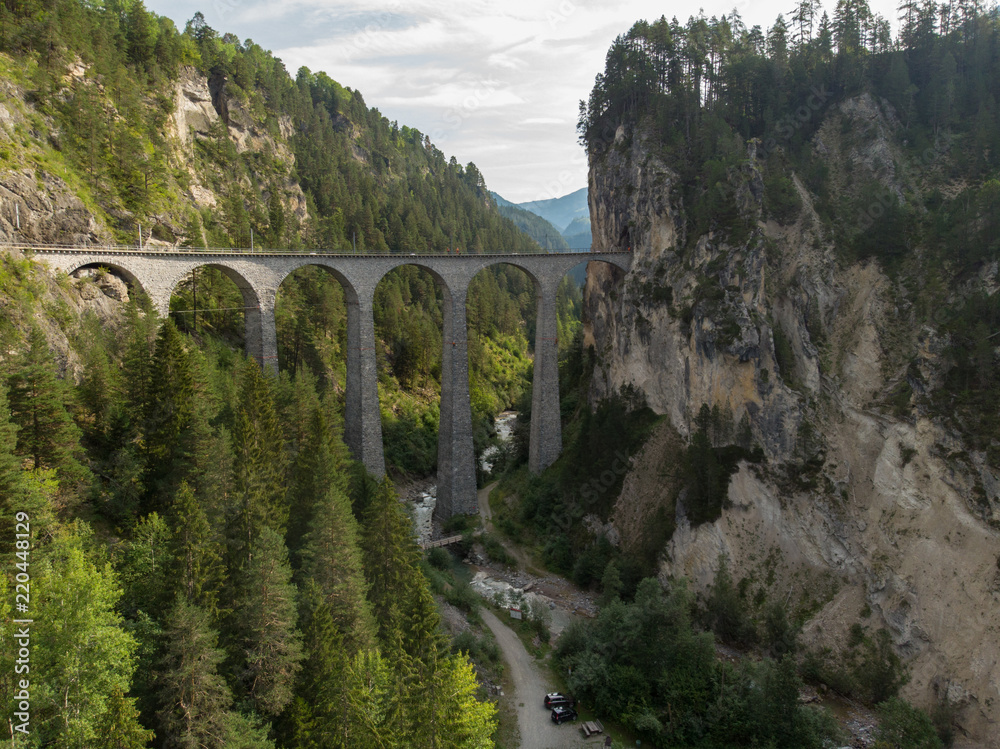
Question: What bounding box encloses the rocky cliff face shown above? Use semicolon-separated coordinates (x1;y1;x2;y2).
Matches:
0;58;308;246
166;66;309;228
585;96;1000;747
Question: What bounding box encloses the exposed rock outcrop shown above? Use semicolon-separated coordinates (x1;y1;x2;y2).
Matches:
584;98;1000;747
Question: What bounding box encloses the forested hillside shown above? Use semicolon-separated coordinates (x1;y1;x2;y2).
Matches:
0;0;578;478
0;0;576;745
0;251;499;747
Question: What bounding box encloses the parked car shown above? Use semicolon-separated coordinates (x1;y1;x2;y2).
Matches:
551;706;579;724
544;692;574;709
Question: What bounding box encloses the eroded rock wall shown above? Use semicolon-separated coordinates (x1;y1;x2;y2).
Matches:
585;96;1000;746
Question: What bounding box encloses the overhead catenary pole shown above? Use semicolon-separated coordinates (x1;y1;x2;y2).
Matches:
251;228;254;253
15;203;19;230
192;266;198;334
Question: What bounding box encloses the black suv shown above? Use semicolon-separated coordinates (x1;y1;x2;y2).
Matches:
544;692;575;709
551;706;579;724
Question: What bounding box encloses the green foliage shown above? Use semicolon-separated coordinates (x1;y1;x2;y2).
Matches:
156;597;235;748
853;628;909;704
772;324;798;388
230;359;288;540
480;531;515;568
874;697;944;749
95;687;155;749
703;557;758;648
5;325;90;498
428;546;452;570
226;524;303;717
169;481;223;616
764;171;802;224
801;626;908;705
684;406;762;526
557;577;839;748
298;461;377;653
33;530;140;748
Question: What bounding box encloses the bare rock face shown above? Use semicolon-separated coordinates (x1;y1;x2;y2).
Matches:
73;267;130;302
584;98;1000;746
167;66;310;229
0;169;107;245
172;66;219;145
586;127;804;461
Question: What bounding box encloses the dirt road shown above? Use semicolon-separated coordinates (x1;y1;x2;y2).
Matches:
478;480;496;525
481;608;604;749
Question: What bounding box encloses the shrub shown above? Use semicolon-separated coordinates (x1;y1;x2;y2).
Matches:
874;697;944;749
480;532;515;568
427;546;451;570
704;558;757;648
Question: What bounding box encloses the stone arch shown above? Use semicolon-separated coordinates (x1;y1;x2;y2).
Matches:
63;259;147;299
466;259;541;337
273;262;360;372
274;261;382;476
167;261;262;310
371;260;456;308
464;260;541;479
164;261;266;364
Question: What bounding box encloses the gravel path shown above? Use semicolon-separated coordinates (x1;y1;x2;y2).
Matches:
481;609;609;749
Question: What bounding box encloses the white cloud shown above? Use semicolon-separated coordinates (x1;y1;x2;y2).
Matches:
147;0;904;203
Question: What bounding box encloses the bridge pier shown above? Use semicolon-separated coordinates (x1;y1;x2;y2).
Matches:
344;287;386;478
436;283;477;518
529;278;563;473
248;287;278;374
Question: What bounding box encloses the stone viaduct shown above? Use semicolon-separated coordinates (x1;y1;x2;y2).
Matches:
31;247;631;517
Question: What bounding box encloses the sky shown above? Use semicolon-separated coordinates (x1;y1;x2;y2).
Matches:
144;0;902;204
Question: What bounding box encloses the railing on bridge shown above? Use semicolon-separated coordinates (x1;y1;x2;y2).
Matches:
419;534;464;550
2;241;627;257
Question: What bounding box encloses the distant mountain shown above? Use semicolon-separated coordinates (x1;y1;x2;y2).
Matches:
561;215;592;250
489;191;515;208
516;187;589;233
490;193;569;251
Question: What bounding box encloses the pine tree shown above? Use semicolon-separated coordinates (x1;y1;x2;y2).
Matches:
95;687;155;749
117;511;172;619
299;482;377;653
360;477;423;645
227;525;303;717
231;359;288;547
121;303;157;432
144;318;197;507
287;405;346;562
428;655;498;749
344;649;400;749
170;480;222;616
5;326;89;494
157;597;234;749
282;579;350;749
